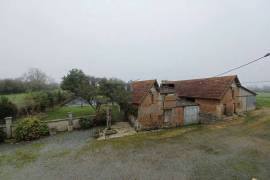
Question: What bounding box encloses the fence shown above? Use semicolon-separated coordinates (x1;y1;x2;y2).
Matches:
0;113;96;138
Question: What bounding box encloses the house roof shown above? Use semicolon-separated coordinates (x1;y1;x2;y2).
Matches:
239;86;257;96
163;75;241;100
132;80;158;104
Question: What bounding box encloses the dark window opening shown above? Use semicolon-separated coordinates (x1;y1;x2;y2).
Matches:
223;104;227;115
186;97;195;102
233;103;236;113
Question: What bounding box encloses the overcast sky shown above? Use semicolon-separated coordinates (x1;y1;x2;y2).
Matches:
0;0;269;85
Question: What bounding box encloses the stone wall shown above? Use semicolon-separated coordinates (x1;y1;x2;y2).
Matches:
199;112;221;124
137;87;164;130
44;118;81;132
1;115;95;138
195;98;219;115
195;82;241;118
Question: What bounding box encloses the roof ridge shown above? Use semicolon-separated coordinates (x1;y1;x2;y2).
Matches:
166;75;237;83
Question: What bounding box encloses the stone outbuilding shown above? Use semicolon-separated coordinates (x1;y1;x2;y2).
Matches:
161;75;256;121
130;80;200;130
238;86;257;112
130;80;163;130
162;94;200;126
130;75;256;130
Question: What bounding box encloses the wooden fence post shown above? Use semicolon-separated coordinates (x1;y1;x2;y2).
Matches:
5;117;12;138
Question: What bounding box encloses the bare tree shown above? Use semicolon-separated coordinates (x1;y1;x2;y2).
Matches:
22;68;50;91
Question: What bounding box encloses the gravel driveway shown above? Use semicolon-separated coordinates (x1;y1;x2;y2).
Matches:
1;108;270;180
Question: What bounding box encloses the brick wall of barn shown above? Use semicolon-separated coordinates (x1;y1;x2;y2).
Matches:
196;82;240;119
174;107;184;126
137;87;163;130
163;95;184;127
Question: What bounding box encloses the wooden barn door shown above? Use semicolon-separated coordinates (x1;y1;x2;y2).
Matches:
184;106;199;125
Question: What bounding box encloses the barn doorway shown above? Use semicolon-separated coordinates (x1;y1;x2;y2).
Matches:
184;106;199;125
164;109;172;123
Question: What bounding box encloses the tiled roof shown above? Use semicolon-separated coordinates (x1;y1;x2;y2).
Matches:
132;80;157;104
165;75;240;100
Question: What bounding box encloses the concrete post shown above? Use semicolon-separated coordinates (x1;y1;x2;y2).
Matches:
5;117;12;138
67;112;73;131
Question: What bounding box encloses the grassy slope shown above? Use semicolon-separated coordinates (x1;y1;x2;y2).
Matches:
0;93;28;108
43;106;95;120
256;92;270;108
1;93;122;121
43;105;122;121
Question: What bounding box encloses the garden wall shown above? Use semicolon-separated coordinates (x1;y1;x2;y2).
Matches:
1;114;96;138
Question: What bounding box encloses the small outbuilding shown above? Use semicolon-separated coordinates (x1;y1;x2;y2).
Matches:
238;86;257;112
161;75;257;121
163;94;200;127
130;80;200;130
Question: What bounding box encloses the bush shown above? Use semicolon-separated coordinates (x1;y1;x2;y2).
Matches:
93;110;107;126
15;117;49;141
79;117;94;129
40;123;50;136
0;129;6;143
0;96;18;119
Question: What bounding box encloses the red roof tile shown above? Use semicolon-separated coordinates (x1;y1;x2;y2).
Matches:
132;80;157;104
165;75;240;100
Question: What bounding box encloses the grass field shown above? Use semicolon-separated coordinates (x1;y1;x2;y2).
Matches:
42;106;95;120
256;92;270;108
43;105;123;121
0;93;28;108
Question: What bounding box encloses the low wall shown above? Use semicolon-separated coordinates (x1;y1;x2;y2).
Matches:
44;118;81;132
1;115;96;138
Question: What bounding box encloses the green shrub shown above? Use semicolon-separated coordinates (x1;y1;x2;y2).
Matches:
0;129;6;143
0;96;18;119
39;123;50;136
79;117;94;129
93;110;107;126
15;117;49;141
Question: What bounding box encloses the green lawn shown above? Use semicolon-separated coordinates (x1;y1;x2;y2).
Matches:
43;105;123;121
1;93;28;108
43;106;95;120
256;92;270;108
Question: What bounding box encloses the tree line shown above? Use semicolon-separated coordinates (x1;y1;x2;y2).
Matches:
0;68;58;94
1;68;136;120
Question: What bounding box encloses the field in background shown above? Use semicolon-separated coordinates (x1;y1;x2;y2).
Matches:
1;93;28;108
256;92;270;108
42;105;122;121
42;106;95;120
1;93;123;121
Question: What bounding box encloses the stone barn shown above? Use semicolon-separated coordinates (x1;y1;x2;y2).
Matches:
130;80;200;130
162;94;200;126
161;75;256;121
131;80;163;130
